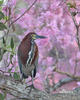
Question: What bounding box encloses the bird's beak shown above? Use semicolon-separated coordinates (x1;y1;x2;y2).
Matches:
36;35;47;39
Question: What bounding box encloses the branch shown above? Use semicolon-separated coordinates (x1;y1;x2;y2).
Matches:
0;73;80;100
9;0;37;27
53;67;80;81
53;77;74;91
65;1;80;50
70;13;80;50
0;73;49;100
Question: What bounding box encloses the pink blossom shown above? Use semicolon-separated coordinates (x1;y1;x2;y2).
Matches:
3;0;80;93
77;82;80;86
76;51;80;60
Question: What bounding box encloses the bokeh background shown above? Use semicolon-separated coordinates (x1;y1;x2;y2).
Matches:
0;0;80;97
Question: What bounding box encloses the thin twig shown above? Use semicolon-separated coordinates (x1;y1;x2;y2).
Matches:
71;14;80;50
53;77;74;91
73;59;78;75
4;17;13;24
64;1;80;50
0;69;10;74
9;0;37;27
53;67;80;81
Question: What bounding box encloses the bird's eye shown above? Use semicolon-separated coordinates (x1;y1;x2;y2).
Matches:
32;34;36;39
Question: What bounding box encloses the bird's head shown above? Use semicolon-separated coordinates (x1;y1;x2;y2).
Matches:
30;32;47;40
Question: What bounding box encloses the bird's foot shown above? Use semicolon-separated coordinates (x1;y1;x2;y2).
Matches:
25;84;35;89
15;79;25;84
26;84;35;94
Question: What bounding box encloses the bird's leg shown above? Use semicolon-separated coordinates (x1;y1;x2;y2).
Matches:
31;70;34;87
31;64;36;88
18;73;25;84
26;70;34;87
14;73;23;83
26;70;34;94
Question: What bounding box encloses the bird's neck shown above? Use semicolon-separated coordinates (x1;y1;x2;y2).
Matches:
26;39;35;65
31;39;35;45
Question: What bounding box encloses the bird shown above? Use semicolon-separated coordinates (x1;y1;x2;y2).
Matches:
17;32;46;86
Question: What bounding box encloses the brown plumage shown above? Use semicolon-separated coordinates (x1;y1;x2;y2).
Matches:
17;32;46;83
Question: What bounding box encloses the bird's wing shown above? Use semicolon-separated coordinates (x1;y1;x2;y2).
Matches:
17;51;23;74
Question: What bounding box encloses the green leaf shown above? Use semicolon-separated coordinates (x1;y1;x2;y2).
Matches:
10;54;13;60
4;16;9;20
71;12;77;16
0;22;7;30
0;11;4;20
13;72;20;80
0;93;4;100
6;45;11;49
0;48;3;61
3;49;7;54
67;2;76;8
0;0;4;6
2;37;5;44
8;68;12;73
10;54;13;64
10;38;14;49
0;6;2;11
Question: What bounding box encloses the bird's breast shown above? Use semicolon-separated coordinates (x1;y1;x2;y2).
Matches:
21;64;35;76
18;40;38;67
